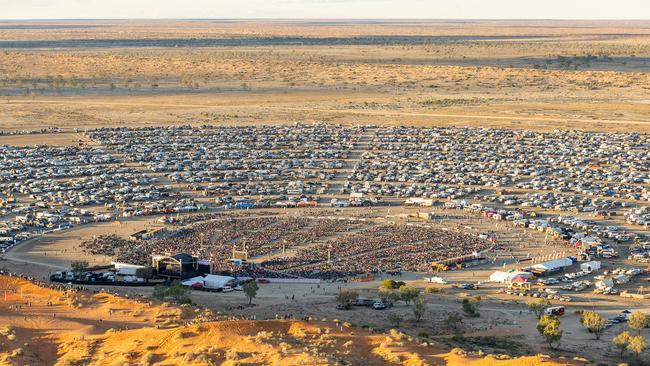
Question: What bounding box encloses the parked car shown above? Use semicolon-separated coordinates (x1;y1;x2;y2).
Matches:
221;286;233;293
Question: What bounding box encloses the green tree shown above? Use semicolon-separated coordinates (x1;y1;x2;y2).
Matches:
70;260;89;274
413;296;427;322
380;279;398;290
243;281;259;305
152;281;191;304
445;313;464;339
378;287;392;301
424;285;443;294
399;285;420;306
152;284;167;301
527;298;551;319
628;311;649;336
336;288;358;308
387;313;403;327
378;288;401;305
581;310;607;340
462;298;480;318
627;334;646;358
612;331;632;359
430;263;447;273
536;315;562;350
135;266;155;284
167;280;192;304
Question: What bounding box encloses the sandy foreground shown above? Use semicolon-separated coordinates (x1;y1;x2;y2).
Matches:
0;275;583;366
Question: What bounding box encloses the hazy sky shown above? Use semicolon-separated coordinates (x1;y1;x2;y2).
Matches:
3;0;650;20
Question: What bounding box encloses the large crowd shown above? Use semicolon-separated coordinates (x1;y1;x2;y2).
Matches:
261;223;492;278
81;216;278;266
80;215;489;279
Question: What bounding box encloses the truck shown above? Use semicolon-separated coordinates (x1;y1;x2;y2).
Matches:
425;276;447;284
544;306;565;317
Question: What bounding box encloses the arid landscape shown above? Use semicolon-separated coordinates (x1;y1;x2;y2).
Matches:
1;18;650;366
2;20;650;132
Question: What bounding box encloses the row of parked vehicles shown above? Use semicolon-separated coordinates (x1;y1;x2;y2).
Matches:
336;298;393;311
50;270;147;285
500;285;573;302
560;280;591;292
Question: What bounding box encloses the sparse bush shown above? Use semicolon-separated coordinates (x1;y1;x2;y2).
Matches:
451;347;466;355
335;288;358;307
153;281;192;304
380;279;398;290
141;352;154;366
627;311;649;335
225;349;239;360
413;296;427;321
242;280;259;305
462;298;480;317
183;352;196;362
387;313;403;328
580;311;607;340
399;285;420;305
279;342;290;353
71;260;89;274
389;329;407;341
378;288;401;305
254;331;273;343
445;312;464;338
537;315;562;350
175;331;191;339
1;324;16;336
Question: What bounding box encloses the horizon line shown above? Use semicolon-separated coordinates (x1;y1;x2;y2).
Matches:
1;18;650;22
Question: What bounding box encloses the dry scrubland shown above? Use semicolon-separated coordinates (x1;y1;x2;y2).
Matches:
1;20;650;132
0;275;581;366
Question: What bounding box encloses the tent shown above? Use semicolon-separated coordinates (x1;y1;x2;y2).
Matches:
489;271;509;283
181;276;205;287
181;274;235;290
489;271;533;283
112;262;146;276
512;275;528;283
531;257;573;272
580;261;601;272
202;274;235;290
